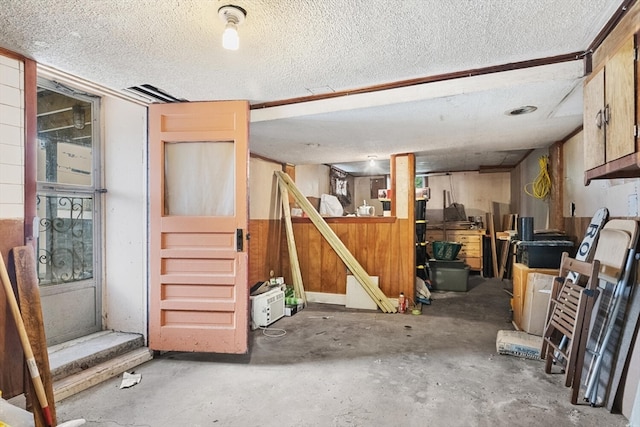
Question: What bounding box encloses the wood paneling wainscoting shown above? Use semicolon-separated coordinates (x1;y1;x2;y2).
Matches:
281;217;414;299
248;219;285;285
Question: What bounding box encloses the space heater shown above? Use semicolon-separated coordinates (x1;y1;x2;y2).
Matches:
250;287;285;330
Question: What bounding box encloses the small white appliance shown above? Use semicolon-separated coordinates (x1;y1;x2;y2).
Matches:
250;287;285;330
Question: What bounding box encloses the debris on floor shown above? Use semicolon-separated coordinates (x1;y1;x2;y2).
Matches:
496;330;542;360
416;276;432;305
119;371;142;389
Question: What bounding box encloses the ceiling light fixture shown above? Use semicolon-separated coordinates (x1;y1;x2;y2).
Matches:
72;105;85;129
368;155;377;166
218;5;246;51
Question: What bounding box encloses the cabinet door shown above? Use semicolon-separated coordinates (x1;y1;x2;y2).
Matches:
584;68;605;170
606;36;635;163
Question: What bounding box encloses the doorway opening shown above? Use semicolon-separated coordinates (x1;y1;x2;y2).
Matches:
36;79;102;345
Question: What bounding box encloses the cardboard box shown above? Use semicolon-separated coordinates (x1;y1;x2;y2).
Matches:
521;273;555;336
285;302;304;316
496;330;543;360
346;275;379;310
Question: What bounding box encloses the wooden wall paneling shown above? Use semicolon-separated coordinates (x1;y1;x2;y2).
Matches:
361;223;372;272
248;220;266;284
349;224;368;273
248;219;285;284
286;218;411;305
267;219;283;278
0;219;25;397
388;220;402;299
282;219;415;304
320;226;338;294
374;223;392;296
307;225;323;293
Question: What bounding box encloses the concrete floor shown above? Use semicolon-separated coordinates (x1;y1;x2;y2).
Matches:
56;276;629;427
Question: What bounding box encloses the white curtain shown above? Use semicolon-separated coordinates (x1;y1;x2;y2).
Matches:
164;141;235;216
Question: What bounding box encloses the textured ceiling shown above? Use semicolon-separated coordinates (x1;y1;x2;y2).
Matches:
0;0;627;174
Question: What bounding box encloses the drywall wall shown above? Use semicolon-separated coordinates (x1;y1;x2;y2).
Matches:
563;130;640;218
426;171;511;223
514;148;550;229
0;55;23;219
295;164;330;197
353;175;386;216
249;157;282;220
103;96;147;337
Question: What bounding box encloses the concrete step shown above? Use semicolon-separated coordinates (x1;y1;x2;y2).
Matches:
49;331;145;382
48;331;153;402
53;347;153;402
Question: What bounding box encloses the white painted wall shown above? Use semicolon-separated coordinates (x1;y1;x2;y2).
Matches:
102;97;147;337
564;130;640;218
353;175;386;216
515;148;551;229
426;171;511;223
249;157;282;220
0;55;24;219
295;164;330;197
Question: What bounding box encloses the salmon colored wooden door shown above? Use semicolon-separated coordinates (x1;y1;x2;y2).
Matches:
149;101;249;353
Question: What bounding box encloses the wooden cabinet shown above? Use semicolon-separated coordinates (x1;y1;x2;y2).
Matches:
584;35;637;183
446;229;485;273
426;227;485;274
511;263;558;328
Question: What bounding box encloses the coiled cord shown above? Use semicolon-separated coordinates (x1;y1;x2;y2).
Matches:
524;155;551;200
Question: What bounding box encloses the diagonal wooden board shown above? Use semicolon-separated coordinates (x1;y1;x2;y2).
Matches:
12;246;57;427
277;179;307;306
486;213;498;278
275;171;396;313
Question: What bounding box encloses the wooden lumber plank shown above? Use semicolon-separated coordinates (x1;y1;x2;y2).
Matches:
275;171;396;312
0;250;54;426
498;238;510;279
277;181;307;305
334;223;349;294
13;246;57;427
53;348;153;402
486;213;498;278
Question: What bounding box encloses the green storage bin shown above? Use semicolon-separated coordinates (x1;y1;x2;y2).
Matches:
432;241;463;260
431;263;470;292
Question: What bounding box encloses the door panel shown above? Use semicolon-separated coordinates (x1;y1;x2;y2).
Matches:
583;69;605;170
605;36;635;163
36;82;102;345
149;101;249;353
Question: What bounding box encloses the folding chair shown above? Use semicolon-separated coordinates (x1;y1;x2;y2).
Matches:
542;252;600;404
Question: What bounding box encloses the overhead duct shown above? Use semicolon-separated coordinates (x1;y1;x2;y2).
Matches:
124;84;187;103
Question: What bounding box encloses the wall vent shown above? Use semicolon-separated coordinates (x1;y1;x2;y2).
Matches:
123;84;187;103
